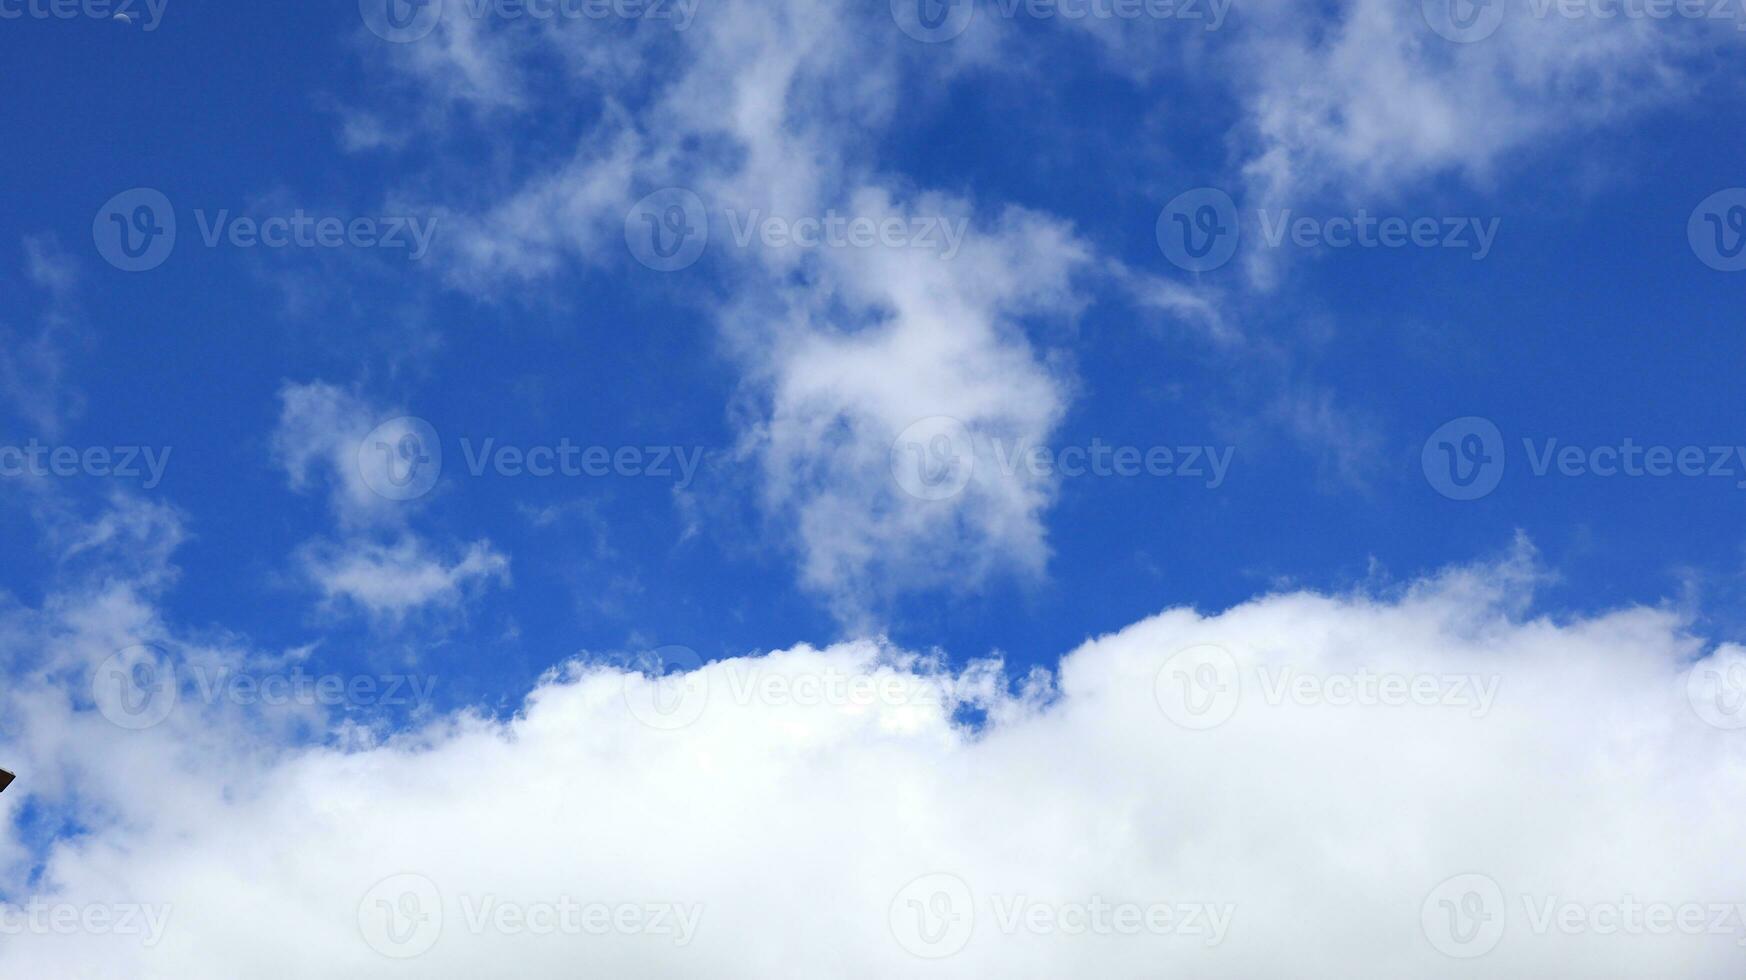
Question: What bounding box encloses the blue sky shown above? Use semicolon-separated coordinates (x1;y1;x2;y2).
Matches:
4;1;1746;975
6;0;1745;688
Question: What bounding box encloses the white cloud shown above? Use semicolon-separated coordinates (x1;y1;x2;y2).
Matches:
299;536;509;621
0;237;87;439
272;381;506;622
2;527;1744;976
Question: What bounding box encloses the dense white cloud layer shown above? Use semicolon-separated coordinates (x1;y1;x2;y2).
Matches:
2;515;1743;977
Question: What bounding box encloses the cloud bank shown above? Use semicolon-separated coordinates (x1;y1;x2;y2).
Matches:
2;518;1743;977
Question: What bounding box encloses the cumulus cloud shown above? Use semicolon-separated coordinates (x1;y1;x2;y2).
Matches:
273;381;507;621
2;523;1743;977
